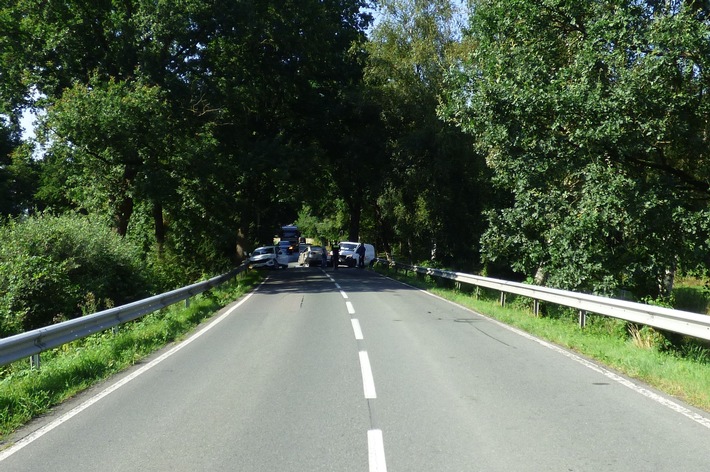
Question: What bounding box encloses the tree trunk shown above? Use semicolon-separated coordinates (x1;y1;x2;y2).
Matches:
235;227;247;263
374;202;392;259
347;194;362;242
112;165;139;237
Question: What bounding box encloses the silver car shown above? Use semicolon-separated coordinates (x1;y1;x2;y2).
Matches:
298;245;326;267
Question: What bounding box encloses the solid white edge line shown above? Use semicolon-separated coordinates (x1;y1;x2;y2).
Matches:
368;429;388;472
401;278;710;430
0;284;262;462
351;319;364;340
359;351;377;399
346;301;355;314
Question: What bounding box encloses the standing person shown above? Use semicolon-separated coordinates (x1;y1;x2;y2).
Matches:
356;242;366;269
331;242;340;270
321;238;328;268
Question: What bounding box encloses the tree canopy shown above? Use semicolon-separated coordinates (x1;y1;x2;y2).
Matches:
2;0;710;307
443;0;710;297
1;0;375;276
364;0;490;267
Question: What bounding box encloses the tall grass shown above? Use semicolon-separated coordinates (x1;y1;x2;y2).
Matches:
0;270;262;440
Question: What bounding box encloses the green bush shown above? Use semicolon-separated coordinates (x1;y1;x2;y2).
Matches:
673;286;710;315
0;214;152;336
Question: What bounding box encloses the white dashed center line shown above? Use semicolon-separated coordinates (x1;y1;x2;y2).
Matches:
351;319;364;340
327;270;387;471
368;429;388;472
358;351;377;399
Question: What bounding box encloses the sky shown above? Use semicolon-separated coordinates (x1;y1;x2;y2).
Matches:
21;110;37;140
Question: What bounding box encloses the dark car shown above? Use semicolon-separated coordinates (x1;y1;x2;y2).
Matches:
277;240;300;262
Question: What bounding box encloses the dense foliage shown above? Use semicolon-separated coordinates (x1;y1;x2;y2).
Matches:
362;0;491;268
0;214;152;336
443;0;710;296
0;0;373;272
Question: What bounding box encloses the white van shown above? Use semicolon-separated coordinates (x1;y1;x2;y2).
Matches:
335;242;376;268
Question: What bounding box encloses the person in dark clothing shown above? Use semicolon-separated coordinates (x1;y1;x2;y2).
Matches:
356;243;366;269
331;242;340;270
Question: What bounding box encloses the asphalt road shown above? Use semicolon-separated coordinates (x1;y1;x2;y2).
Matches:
2;267;710;471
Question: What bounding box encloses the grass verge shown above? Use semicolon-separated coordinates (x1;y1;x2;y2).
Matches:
0;270;263;441
376;265;710;413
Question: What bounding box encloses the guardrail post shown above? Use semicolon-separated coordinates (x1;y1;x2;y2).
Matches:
500;292;506;307
30;353;41;370
534;300;540;317
185;297;191;308
579;310;587;328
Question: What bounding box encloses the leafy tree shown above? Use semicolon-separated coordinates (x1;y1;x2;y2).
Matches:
443;0;710;297
1;0;231;268
0;142;43;217
365;0;490;267
41;78;174;235
0;118;19;216
313;82;388;243
198;0;376;245
2;0;376;274
196;0;375;255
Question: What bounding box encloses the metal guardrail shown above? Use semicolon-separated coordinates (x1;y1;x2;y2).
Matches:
0;265;247;367
376;259;710;342
6;258;709;368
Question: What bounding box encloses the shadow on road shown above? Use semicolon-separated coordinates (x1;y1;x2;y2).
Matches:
252;266;416;296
